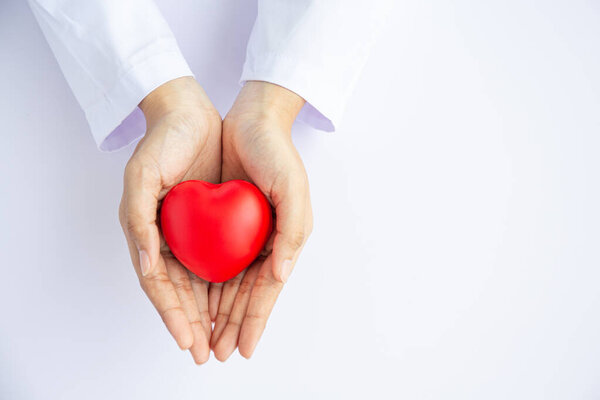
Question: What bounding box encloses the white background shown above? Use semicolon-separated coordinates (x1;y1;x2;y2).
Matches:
1;1;600;399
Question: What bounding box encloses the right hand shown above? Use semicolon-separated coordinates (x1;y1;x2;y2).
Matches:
118;77;221;364
209;81;313;360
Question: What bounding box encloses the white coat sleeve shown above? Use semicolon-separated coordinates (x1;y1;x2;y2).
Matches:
241;0;391;132
28;0;193;152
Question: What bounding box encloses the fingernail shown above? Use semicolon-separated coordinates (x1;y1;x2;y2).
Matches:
280;259;293;283
139;249;151;276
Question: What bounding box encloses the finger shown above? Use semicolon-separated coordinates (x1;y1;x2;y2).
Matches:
211;269;247;349
188;270;212;343
125;238;193;350
270;173;310;283
164;256;210;364
120;158;162;277
237;257;284;359
208;282;223;322
213;263;261;361
260;230;275;258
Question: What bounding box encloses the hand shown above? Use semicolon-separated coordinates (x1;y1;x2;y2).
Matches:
209;81;313;360
118;77;220;364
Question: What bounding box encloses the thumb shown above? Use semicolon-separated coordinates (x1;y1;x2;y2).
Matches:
271;178;309;283
119;158;162;277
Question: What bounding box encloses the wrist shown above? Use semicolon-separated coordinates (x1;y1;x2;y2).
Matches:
226;81;305;131
139;76;218;127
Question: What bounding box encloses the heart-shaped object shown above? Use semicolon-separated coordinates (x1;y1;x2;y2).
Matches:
160;180;273;283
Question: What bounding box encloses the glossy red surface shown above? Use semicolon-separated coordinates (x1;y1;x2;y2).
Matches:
160;180;273;283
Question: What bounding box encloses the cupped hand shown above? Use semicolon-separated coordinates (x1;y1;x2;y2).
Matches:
118;77;221;364
210;81;313;360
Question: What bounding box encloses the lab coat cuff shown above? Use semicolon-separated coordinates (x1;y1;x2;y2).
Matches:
85;49;194;152
240;53;343;132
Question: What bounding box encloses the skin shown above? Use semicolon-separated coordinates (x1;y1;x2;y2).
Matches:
119;76;220;364
119;77;312;363
211;81;313;360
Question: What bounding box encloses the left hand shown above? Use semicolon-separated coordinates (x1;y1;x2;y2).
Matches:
208;81;313;360
118;77;221;364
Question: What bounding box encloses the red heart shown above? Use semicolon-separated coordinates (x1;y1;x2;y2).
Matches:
160;180;273;283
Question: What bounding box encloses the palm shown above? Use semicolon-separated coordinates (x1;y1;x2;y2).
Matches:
121;104;221;365
153;114;221;361
208;120;312;360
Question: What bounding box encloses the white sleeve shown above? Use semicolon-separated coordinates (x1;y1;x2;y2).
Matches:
241;0;391;132
28;0;193;152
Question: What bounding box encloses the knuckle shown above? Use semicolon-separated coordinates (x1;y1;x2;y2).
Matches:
286;229;306;250
124;218;146;241
216;311;231;321
237;278;254;297
252;273;269;290
225;318;242;328
119;200;148;242
244;311;267;327
199;310;211;324
171;277;193;293
159;305;185;321
139;271;170;292
253;272;278;291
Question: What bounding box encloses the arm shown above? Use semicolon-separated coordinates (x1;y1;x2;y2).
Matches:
241;0;392;132
28;0;193;151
